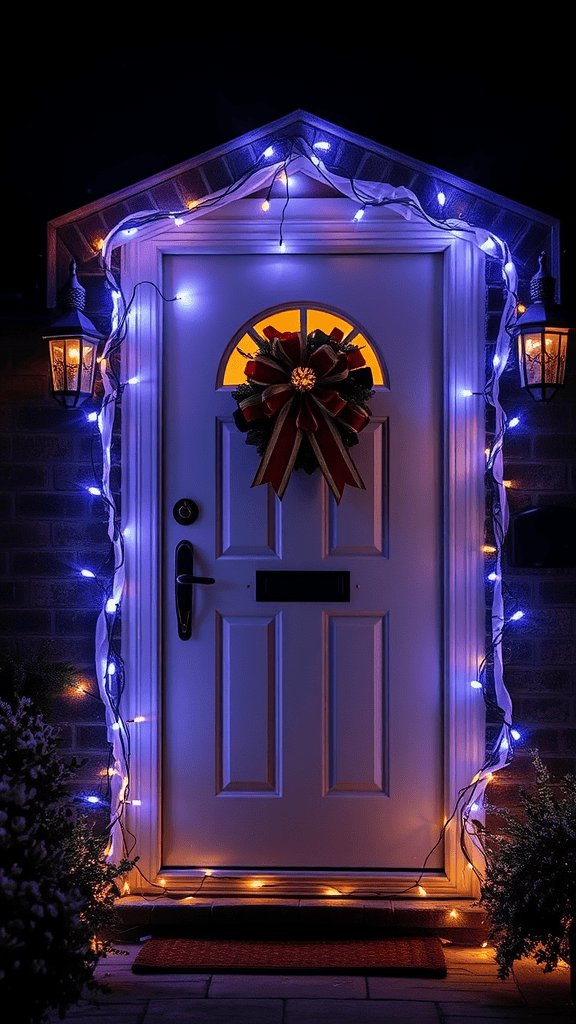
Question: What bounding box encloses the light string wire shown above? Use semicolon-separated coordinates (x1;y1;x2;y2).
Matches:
79;131;522;894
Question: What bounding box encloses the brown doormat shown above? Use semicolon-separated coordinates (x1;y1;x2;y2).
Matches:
132;936;446;976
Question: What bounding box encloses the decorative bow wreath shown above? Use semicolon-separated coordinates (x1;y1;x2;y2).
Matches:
232;325;374;504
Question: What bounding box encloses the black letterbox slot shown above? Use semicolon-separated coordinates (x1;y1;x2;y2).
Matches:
256;570;350;602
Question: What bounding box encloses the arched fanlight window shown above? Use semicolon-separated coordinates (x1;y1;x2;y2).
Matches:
218;305;387;388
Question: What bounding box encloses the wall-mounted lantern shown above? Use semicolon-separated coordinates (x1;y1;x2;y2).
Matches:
44;261;104;408
511;253;575;402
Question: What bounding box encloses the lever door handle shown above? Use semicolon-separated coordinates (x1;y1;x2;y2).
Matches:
175;541;215;640
177;574;216;586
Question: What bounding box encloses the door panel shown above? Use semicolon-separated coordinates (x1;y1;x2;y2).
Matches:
162;252;443;870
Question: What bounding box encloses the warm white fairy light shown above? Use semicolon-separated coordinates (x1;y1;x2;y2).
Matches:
81;569;96;578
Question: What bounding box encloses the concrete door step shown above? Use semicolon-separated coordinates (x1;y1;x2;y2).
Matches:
114;897;490;944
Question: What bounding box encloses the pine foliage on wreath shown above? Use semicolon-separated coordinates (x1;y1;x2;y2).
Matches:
232;328;374;476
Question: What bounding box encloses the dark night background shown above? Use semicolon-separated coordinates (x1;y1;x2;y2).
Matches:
1;25;575;313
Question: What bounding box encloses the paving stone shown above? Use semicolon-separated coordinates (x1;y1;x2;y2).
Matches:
368;977;522;1003
142;998;283;1021
284;999;441;1021
92;971;210;999
44;1007;144;1021
441;1014;573;1023
208;973;367;998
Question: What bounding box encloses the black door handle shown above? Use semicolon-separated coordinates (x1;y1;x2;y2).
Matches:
175;541;215;640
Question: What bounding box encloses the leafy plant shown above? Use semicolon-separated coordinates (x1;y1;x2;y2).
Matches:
480;751;576;992
0;696;134;1023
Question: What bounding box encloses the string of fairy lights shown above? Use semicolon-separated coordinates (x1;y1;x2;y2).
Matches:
72;130;531;898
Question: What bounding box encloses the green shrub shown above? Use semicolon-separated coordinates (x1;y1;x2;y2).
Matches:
0;697;134;1023
480;752;576;981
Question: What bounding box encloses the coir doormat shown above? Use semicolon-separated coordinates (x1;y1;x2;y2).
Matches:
132;936;446;976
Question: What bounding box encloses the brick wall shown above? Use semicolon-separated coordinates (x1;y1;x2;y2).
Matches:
2;300;575;822
0;316;113;811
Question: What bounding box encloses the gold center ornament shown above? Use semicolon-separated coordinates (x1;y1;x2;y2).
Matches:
291;366;316;391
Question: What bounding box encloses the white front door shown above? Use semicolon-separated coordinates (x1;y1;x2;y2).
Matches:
161;251;444;873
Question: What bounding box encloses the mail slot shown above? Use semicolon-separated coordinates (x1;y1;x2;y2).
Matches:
256;570;350;602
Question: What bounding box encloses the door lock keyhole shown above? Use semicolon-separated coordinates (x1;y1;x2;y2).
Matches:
173;499;200;525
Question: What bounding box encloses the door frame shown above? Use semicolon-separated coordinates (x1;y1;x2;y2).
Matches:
121;198;486;896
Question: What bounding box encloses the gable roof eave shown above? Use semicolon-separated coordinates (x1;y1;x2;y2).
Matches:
46;110;560;308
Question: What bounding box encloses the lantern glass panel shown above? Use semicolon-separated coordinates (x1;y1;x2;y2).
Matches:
66;339;81;392
80;341;96;391
519;329;568;386
50;340;66;391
